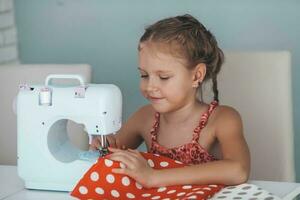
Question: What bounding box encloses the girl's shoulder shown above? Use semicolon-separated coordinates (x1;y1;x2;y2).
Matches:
210;104;243;137
129;104;156;128
130;104;156;139
213;104;242;121
135;104;156;118
210;105;242;129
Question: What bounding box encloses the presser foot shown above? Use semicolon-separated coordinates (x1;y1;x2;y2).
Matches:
98;147;110;157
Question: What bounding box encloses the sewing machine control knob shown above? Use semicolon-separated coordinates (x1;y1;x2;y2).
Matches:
39;87;52;106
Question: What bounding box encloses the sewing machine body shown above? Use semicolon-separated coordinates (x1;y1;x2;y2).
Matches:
17;75;122;191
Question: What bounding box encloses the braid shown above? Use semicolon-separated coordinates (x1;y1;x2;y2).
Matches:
211;46;224;102
204;30;224;103
212;75;219;102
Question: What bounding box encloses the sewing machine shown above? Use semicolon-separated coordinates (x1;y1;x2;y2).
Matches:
16;74;122;191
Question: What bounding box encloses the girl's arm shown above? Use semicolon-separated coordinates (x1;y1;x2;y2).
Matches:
150;106;250;187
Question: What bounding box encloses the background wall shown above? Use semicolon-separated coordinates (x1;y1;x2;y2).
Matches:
0;0;18;64
14;0;300;180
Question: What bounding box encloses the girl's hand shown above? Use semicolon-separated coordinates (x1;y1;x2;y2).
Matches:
108;147;156;188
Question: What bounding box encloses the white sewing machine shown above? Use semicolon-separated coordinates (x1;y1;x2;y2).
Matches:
16;74;122;191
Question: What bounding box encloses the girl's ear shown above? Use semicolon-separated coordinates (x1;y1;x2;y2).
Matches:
192;63;206;88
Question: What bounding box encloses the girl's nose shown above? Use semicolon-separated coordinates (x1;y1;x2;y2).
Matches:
146;78;158;92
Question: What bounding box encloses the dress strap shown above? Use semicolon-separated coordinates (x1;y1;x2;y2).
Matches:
150;112;160;142
192;100;219;141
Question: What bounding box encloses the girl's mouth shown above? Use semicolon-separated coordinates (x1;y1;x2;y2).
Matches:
148;96;164;102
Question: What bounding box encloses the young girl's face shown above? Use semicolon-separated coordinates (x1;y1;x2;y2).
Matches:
138;42;198;113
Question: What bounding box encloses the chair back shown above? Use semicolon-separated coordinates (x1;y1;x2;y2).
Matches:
204;51;295;181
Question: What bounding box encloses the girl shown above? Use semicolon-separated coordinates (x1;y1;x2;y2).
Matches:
91;14;250;188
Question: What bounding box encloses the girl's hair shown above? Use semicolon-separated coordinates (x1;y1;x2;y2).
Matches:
139;14;224;102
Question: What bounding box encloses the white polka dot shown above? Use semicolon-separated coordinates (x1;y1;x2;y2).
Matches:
182;185;192;189
162;198;170;200
122;176;130;186
79;186;88;194
104;159;113;167
95;187;104;195
203;187;211;190
175;160;183;164
111;189;120;197
151;196;160;200
142;193;151;197
160;161;169;167
167;190;176;194
157;187;167;192
90;171;99;181
135;182;143;189
147;159;155;167
209;184;218;187
126;193;135;199
187;195;197;199
187;192;195;196
154;154;160;156
177;192;186;196
106;174;115;183
196;191;205;194
120;162;126;169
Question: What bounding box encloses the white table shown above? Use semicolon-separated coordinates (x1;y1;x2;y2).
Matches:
1;165;300;200
0;165;74;200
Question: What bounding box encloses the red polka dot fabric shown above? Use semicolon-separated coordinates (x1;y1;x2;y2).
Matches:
71;152;224;200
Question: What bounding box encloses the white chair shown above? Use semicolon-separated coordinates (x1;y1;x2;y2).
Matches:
204;51;295;182
0;64;92;165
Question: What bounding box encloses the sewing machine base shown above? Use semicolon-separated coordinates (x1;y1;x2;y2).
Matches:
24;181;74;192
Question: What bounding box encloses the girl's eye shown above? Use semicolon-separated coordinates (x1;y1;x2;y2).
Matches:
140;75;148;78
160;76;170;80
